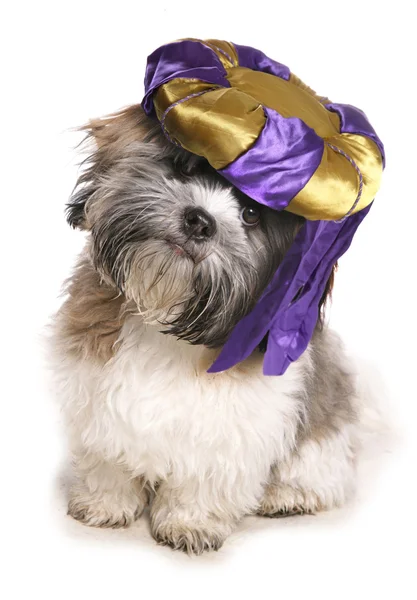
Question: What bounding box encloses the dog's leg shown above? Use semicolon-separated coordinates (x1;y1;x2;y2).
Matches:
68;452;148;528
150;475;256;554
258;426;357;517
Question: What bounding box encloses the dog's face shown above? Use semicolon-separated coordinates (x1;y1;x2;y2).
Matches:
67;105;304;347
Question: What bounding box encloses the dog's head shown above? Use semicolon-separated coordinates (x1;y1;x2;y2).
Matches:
67;105;333;348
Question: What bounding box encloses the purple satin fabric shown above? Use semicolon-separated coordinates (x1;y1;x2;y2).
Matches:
219;107;324;211
209;206;370;375
141;40;384;375
142;40;230;115
233;43;290;80
326;103;385;166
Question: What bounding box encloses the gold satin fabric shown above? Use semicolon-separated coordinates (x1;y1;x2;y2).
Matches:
199;39;239;68
155;81;266;170
227;68;341;136
153;40;383;220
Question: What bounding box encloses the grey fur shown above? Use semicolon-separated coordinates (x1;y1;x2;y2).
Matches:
299;328;358;442
68;116;303;347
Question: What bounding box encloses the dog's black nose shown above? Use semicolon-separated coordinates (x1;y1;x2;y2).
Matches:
183;207;217;240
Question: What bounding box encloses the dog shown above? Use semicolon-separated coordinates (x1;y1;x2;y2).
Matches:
51;104;369;554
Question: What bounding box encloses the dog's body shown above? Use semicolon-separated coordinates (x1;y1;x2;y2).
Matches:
51;105;365;553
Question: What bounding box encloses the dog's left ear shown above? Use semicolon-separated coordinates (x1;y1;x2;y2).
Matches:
318;262;338;325
66;105;153;230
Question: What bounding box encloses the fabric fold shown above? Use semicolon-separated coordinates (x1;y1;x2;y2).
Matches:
209;205;370;374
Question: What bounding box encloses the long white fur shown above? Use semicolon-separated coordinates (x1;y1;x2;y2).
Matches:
51;311;364;550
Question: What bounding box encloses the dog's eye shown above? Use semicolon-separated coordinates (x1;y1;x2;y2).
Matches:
240;206;260;227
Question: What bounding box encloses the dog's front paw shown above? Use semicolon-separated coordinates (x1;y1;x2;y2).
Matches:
151;500;234;555
68;498;139;528
150;481;237;554
152;518;230;555
68;481;148;529
257;483;317;518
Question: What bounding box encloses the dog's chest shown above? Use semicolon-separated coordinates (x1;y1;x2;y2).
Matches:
71;318;306;479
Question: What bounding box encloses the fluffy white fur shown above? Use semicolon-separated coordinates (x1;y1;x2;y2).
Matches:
52;313;361;552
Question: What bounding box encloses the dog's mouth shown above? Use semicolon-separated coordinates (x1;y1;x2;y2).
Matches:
165;240;193;260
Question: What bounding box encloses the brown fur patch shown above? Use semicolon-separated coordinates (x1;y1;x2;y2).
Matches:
56;255;131;363
83;104;151;153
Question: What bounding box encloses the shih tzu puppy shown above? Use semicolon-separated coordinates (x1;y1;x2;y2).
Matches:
49;103;377;554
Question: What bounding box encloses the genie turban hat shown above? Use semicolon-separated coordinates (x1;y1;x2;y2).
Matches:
142;38;385;375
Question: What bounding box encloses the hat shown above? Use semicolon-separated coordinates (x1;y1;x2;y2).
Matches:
142;38;385;375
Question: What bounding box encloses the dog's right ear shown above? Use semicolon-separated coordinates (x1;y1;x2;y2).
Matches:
66;104;152;230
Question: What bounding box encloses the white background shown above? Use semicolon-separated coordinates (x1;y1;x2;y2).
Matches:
2;1;416;598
